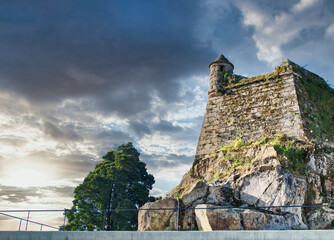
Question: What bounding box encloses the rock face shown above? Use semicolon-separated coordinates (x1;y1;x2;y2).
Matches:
138;198;178;231
139;142;334;230
182;181;208;206
138;56;334;231
195;205;302;231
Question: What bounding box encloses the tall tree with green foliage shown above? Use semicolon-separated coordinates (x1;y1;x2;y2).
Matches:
62;142;155;231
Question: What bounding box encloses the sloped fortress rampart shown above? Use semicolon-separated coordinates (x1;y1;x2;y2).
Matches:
196;57;306;160
196;55;333;161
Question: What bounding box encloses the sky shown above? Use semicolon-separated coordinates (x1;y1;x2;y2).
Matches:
0;0;334;230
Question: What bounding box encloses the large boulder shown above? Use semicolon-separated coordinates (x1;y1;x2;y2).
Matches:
138;198;178;231
206;185;236;206
195;204;304;231
305;207;334;229
195;205;243;230
181;181;208;206
236;168;307;227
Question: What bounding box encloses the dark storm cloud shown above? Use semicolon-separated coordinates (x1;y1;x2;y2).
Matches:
129;119;185;138
43;121;83;142
151;120;200;142
0;0;332;119
129;121;152;138
153;120;183;133
0;0;219;117
95;129;134;156
141;153;194;169
129;115;203;142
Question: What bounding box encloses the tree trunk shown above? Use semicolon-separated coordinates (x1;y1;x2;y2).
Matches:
106;183;114;230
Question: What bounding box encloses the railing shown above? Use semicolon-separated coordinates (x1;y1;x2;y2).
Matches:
1;204;334;231
0;209;65;231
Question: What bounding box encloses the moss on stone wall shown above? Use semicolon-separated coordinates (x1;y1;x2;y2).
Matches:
273;138;308;177
196;134;310;184
293;65;334;142
197;68;304;160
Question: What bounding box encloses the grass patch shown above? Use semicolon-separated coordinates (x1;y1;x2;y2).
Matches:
272;135;308;176
308;189;316;201
215;133;309;180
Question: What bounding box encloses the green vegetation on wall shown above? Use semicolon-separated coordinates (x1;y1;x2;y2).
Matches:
273;137;308;176
294;67;334;142
203;134;309;182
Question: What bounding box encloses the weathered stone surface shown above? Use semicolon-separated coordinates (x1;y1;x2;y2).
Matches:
195;205;243;231
196;69;306;160
305;207;334;229
236;168;307;228
182;181;208;206
238;170;307;210
195;204;304;231
138;198;178;231
206;185;236;206
181;208;197;230
257;146;277;161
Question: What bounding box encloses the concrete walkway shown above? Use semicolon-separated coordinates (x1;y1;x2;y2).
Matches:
1;230;334;240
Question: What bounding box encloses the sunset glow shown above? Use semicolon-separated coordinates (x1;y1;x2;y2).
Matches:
3;168;50;188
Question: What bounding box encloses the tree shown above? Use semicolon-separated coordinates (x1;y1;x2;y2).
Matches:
62;142;155;231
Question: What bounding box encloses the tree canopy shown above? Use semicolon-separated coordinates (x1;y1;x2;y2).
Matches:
62;142;155;231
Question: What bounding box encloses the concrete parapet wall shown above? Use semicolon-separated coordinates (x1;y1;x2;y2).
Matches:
1;230;334;240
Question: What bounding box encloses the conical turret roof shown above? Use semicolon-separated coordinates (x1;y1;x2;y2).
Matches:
215;54;229;62
209;54;234;69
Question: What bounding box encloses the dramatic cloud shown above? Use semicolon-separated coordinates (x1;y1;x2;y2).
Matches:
0;72;207;214
0;0;333;230
0;0;215;118
141;153;194;170
236;0;334;68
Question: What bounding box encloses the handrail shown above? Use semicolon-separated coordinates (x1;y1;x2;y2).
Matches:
1;204;334;213
1;204;334;231
0;212;59;230
0;209;64;212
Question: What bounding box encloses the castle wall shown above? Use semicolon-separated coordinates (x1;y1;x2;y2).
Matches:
195;73;306;160
293;68;334;143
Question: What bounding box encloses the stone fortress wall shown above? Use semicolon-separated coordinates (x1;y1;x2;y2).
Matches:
196;57;309;161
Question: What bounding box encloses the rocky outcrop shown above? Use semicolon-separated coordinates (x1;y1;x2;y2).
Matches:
138;198;178;231
138;137;334;231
